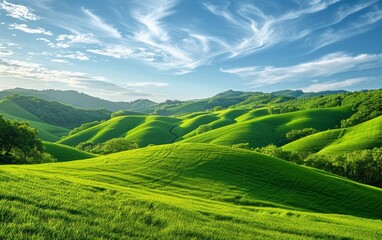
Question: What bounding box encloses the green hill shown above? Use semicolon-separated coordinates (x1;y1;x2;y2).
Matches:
6;95;110;129
183;106;353;148
0;143;381;239
282;115;382;154
58;106;353;149
0;88;157;112
43;142;97;162
0;99;69;141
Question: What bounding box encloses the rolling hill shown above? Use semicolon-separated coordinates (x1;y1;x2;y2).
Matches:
282;115;382;154
0;95;111;141
0;88;157;112
183;106;353;148
0;143;381;239
0;98;70;141
43;142;98;162
58;106;353;149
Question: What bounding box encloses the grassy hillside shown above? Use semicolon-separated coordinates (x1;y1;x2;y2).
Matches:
0;143;381;239
7;95;110;129
0;88;157;112
0;99;69;141
282;115;382;154
58;106;354;150
43;142;97;162
183;106;353;148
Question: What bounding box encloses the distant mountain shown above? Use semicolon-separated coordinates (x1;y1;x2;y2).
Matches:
272;89;348;98
0;88;157;112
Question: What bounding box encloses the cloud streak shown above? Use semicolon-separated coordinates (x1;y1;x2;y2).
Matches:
9;23;52;35
221;52;382;86
302;77;370;92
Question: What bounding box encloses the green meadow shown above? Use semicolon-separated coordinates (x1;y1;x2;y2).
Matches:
1;144;382;239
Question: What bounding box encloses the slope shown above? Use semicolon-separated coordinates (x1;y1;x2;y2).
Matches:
0;88;157;112
0;143;381;239
43;142;97;162
0;99;69;141
183;106;353;148
282;115;382;154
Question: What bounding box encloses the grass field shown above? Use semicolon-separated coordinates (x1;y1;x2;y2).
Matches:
0;143;382;239
282;115;382;154
43;142;98;162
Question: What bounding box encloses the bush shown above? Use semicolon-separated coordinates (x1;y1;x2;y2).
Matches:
285;128;318;142
195;125;212;135
77;138;138;155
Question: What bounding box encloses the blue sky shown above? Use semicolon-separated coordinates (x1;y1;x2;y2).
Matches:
0;0;381;102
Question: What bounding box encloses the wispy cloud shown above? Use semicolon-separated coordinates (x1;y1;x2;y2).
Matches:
87;46;133;59
48;42;70;48
308;5;382;51
82;8;121;39
9;23;52;35
221;52;382;86
126;82;169;87
0;0;39;21
56;33;99;44
56;51;89;61
51;59;69;64
302;77;370;92
0;43;13;57
0;58;160;101
36;37;50;43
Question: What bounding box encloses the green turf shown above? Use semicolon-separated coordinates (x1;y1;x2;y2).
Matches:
43;142;98;162
0;143;381;239
282;115;382;154
183;106;353;148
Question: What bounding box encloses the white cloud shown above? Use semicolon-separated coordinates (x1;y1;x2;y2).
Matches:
301;77;369;92
221;52;382;86
51;59;69;63
0;0;39;21
9;23;52;36
56;51;89;61
126;82;169;87
56;33;98;44
36;37;51;43
48;42;70;48
88;46;133;59
0;49;13;57
82;8;121;39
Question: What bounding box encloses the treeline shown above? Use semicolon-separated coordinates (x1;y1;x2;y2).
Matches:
233;143;382;188
77;138;138;155
0;115;55;164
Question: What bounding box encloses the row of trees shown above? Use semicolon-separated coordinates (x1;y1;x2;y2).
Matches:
76;138;138;155
232;143;382;188
0;115;55;164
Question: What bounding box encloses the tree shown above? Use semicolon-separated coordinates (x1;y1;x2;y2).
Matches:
0;115;54;164
77;138;138;155
195;125;211;135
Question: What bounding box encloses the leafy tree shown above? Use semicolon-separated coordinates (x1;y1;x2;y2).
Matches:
0;115;55;164
285;128;318;142
232;142;251;150
77;138;138;155
195;125;212;135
